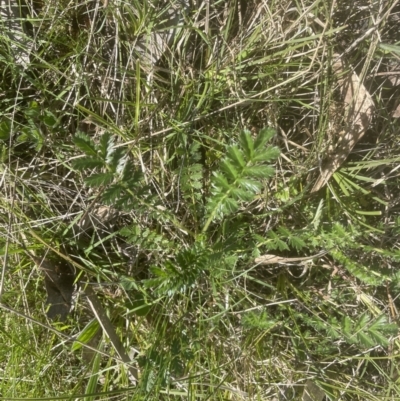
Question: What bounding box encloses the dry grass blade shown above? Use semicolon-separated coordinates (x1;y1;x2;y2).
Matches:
311;54;375;192
302;380;326;401
255;250;328;265
0;0;32;68
84;285;139;384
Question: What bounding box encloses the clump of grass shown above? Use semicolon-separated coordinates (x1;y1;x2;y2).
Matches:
1;0;400;399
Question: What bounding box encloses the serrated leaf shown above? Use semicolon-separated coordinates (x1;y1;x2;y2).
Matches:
102;184;124;204
357;332;375;347
355;313;370;332
72;158;104;170
237;178;261;192
342;316;353;336
184;175;203;189
227;146;246;168
368;314;388;331
244;165;275;178
239;130;254;159
85;172;114;187
254;127;276;150
143;278;162;289
119;225;134;237
253;147;280;162
222;197;238;213
230;187;253;201
384;323;399;335
73;134;97;157
220;159;238;181
116;155;128;175
122;160;140;182
277;226;291;236
116;194;135;210
368;330;389;346
288;236;306;251
71;319;100;351
107;147;125;172
212;173;231;191
150;266;168;278
267;232;290;251
326;325;340;339
99;132;113;159
275;238;289;251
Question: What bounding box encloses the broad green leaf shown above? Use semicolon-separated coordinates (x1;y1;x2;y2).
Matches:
85;349;102;400
84;172;114;187
129;296;151;317
239;130;254;159
142;277;161;289
71;319;100;351
40;111;58;128
384;323;399;335
379;42;400;55
0;120;11;140
24;101;40;118
16;132;29;143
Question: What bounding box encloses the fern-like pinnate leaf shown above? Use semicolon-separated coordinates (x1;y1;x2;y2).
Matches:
144;246;210;296
85;172;114;187
341;313;397;348
73;133;98;157
72;158;105;170
99;132;113;160
203;128;279;231
72;132;145;210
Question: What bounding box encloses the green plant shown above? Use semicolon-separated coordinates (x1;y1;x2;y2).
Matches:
2;0;400;399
